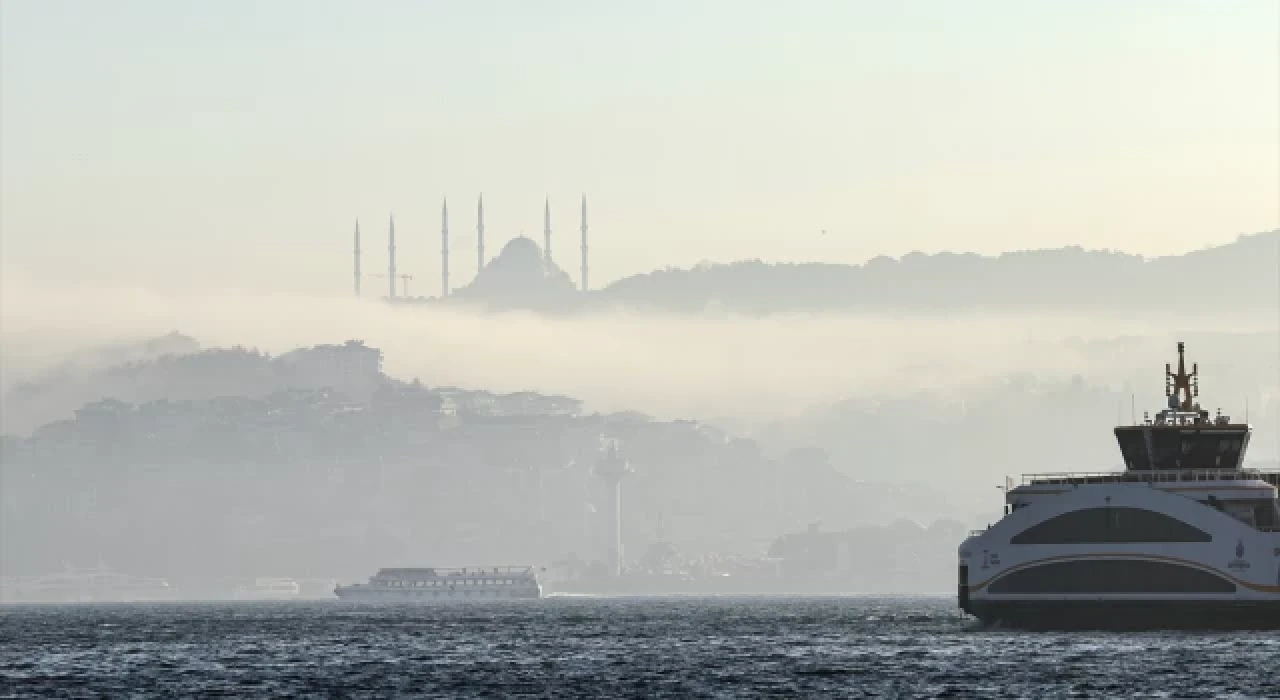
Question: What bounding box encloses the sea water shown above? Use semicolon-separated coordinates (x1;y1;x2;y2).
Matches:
2;596;1278;698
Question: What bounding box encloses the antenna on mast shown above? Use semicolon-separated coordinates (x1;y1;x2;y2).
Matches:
1166;341;1195;410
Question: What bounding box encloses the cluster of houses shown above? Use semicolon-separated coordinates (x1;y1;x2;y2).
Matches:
0;337;967;593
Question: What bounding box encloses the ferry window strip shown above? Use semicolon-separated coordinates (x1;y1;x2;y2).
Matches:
1010;507;1212;545
989;559;1236;594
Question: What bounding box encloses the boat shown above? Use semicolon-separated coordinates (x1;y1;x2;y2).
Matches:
234;577;301;601
959;342;1280;630
334;566;542;601
0;565;174;603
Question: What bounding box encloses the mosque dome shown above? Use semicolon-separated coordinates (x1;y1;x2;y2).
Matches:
500;236;541;258
491;237;543;278
456;236;577;307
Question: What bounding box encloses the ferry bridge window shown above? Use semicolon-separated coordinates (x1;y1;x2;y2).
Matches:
989;559;1235;594
1010;507;1211;544
1252;501;1278;528
1115;429;1247;470
1151;431;1244;470
1115;430;1149;470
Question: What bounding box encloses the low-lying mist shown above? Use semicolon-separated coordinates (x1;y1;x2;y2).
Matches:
3;278;1276;433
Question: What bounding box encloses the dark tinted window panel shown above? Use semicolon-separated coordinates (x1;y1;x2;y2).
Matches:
1113;428;1248;470
1148;429;1184;470
1165;431;1241;470
1010;507;1211;545
1114;430;1149;470
989;559;1235;594
1255;502;1279;528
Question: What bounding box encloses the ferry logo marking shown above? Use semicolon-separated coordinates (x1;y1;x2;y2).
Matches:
1228;539;1251;570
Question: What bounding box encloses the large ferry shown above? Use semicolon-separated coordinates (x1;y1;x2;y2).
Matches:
334;566;542;602
959;343;1280;629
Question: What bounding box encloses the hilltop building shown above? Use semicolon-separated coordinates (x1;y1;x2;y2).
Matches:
351;194;591;309
276;340;383;401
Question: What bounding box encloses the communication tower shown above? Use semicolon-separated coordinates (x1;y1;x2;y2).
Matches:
593;437;633;577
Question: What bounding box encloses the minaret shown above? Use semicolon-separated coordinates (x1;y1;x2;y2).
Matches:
579;194;588;292
441;198;450;298
387;214;397;300
476;194;486;280
543;197;552;270
353;219;361;297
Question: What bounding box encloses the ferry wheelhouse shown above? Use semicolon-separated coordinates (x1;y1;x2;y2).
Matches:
334;566;542;602
959;343;1280;629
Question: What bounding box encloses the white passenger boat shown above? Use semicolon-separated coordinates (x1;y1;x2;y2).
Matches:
334;566;542;602
0;565;173;603
234;577;301;601
959;343;1280;629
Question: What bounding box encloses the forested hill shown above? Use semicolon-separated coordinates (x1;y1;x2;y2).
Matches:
594;230;1279;314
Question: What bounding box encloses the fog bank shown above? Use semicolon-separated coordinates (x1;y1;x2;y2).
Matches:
5;280;1275;433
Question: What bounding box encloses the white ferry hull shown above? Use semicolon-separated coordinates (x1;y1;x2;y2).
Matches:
1;571;175;604
965;599;1280;630
0;587;177;604
334;566;543;602
234;578;302;601
334;586;540;602
959;483;1280;630
234;591;301;602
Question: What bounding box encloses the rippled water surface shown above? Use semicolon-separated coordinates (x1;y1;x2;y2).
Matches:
3;597;1278;698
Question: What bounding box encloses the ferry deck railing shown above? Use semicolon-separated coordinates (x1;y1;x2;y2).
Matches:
1022;469;1280;488
969;525;1280;535
376;566;536;579
958;470;1280;539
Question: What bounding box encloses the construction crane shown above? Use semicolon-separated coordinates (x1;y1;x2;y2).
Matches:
369;273;415;298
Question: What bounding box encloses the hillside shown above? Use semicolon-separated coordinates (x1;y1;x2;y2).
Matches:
593;231;1280;314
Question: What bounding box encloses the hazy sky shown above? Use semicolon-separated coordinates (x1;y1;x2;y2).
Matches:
2;0;1277;296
